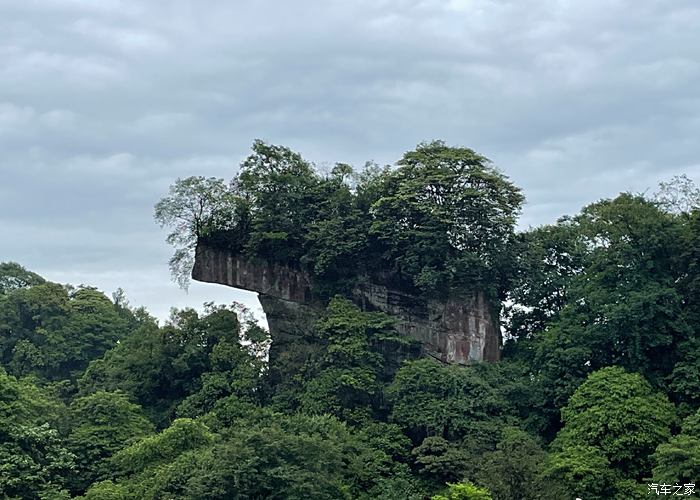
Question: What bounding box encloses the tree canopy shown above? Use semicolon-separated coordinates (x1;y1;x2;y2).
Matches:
156;140;523;299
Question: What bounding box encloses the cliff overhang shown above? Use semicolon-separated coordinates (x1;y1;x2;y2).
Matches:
192;241;501;367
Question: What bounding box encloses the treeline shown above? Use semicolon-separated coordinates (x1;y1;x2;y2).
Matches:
1;142;699;499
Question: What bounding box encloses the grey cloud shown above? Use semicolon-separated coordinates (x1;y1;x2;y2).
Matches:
1;0;699;319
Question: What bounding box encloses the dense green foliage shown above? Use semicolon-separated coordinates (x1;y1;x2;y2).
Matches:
159;140;523;299
652;409;700;484
0;368;73;499
294;297;417;424
505;193;695;439
542;367;675;498
66;391;154;492
432;481;493;500
2;142;699;498
0;278;129;383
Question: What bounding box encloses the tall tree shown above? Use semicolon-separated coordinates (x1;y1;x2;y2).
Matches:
387;359;510;444
369;140;523;298
474;428;545;500
548;366;675;490
154;176;244;287
235;140;322;264
503;219;585;342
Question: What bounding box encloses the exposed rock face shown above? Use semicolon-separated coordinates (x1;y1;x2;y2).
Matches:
352;281;500;363
192;242;501;374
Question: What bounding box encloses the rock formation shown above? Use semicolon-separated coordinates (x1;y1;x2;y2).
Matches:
192;241;501;379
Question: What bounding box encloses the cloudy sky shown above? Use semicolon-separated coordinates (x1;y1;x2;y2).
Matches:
2;0;699;321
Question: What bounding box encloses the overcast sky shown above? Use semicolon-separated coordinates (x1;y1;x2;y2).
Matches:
2;0;699;321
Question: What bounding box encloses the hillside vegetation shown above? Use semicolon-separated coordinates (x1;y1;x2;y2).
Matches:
2;142;699;499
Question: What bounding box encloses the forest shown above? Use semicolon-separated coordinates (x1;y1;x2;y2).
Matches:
2;140;700;499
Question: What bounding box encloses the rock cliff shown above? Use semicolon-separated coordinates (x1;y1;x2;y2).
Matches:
192;241;501;377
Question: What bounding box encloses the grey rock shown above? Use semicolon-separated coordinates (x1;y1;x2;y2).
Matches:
192;241;501;377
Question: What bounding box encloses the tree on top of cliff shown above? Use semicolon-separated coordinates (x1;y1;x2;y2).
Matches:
154;176;246;288
156;140;524;298
235;140;325;264
370;140;524;298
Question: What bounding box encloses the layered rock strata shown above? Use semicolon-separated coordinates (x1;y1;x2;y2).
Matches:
192;241;501;376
